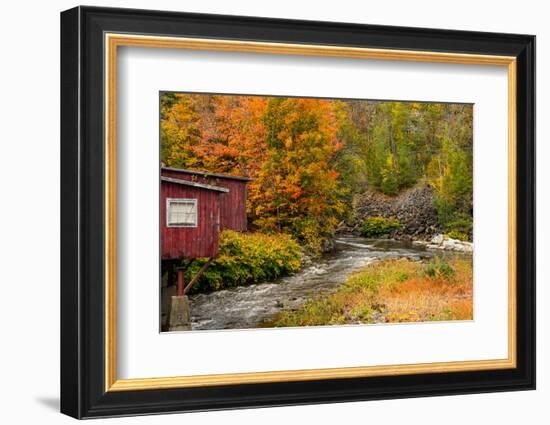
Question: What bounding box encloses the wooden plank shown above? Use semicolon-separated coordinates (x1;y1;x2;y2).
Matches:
183;260;212;294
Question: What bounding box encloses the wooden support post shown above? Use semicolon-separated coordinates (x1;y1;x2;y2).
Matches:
177;269;184;296
183;259;212;294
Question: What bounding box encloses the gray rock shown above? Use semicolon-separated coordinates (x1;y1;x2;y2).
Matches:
426;235;473;253
412;240;429;246
442;239;457;249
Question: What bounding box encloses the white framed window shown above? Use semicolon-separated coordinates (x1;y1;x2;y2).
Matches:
166;198;198;227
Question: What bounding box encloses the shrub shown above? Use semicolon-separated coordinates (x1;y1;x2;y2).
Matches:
423;257;455;279
184;230;302;293
445;230;469;241
440;213;473;241
360;216;401;238
290;216;327;257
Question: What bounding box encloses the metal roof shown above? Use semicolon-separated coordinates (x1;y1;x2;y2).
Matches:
161;167;253;182
161;176;229;193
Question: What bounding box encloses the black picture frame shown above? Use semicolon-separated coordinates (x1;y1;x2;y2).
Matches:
61;5;535;419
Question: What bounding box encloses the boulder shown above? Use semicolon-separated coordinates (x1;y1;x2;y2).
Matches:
442;239;458;250
426;234;473;253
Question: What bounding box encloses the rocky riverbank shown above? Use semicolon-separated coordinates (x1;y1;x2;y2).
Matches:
414;233;473;253
188;237;441;330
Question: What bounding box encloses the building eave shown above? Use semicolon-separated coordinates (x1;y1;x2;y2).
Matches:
161;167;253;182
161;176;229;193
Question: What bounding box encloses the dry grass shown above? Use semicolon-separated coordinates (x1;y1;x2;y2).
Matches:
269;256;473;327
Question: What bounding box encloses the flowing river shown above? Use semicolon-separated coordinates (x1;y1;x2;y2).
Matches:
188;237;443;331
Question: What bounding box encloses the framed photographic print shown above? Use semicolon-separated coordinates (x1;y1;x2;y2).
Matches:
60;6;535;419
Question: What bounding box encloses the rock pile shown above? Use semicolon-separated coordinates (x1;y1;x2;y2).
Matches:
344;184;440;240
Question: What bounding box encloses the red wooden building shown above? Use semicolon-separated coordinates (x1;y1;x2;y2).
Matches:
160;168;252;260
161;167;251;232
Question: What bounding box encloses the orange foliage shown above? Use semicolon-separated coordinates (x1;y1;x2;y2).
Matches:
161;93;347;252
380;259;473;322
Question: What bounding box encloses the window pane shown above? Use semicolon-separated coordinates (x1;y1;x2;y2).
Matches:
168;200;197;226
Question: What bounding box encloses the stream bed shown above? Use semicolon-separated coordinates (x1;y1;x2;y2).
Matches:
188;237;445;331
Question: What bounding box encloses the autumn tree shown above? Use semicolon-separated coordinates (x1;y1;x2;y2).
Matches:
249;97;346;252
425;104;473;237
160;93;202;168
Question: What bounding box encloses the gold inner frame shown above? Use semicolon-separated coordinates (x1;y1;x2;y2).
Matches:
104;33;517;392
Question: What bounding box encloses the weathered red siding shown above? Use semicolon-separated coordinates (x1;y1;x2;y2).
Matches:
216;179;247;231
161;181;221;260
161;168;249;231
